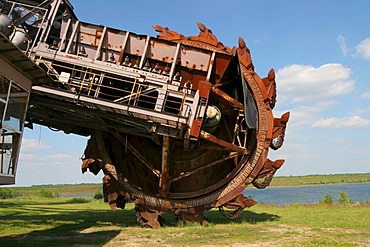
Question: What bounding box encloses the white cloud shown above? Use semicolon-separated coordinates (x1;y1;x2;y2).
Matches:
312;116;370;128
361;91;370;99
355;38;370;60
337;35;348;56
21;138;50;151
329;138;346;144
284;101;337;128
18;153;37;161
18;152;79;169
16;152;101;186
355;106;370;115
276;63;355;103
44;153;78;164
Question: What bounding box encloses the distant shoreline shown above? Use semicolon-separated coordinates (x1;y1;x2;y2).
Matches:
269;173;370;187
5;173;370;196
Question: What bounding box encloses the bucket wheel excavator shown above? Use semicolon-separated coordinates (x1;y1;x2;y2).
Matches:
0;0;289;227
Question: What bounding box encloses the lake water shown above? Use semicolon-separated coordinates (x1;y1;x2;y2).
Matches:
243;183;370;205
62;183;370;205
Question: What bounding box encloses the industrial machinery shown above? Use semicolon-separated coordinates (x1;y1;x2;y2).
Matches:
0;0;289;227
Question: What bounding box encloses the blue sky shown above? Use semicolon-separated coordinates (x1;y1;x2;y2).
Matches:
15;0;370;186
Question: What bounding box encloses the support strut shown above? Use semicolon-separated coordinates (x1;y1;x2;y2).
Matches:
159;135;170;196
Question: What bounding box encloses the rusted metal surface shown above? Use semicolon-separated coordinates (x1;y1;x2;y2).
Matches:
0;0;290;227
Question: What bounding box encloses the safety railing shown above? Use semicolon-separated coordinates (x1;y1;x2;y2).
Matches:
41;61;195;119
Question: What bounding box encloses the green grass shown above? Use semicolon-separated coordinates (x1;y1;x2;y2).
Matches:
7;183;102;197
270;173;370;187
0;174;369;246
0;197;369;246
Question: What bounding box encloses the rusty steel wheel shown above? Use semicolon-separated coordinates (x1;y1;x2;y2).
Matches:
80;29;290;227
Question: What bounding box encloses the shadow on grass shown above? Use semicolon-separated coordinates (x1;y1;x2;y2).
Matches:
1;228;121;247
160;209;280;227
0;200;280;246
204;209;280;225
0;200;135;247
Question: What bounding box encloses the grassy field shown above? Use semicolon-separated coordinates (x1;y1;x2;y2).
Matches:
0;173;369;246
0;197;369;246
6;183;102;197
